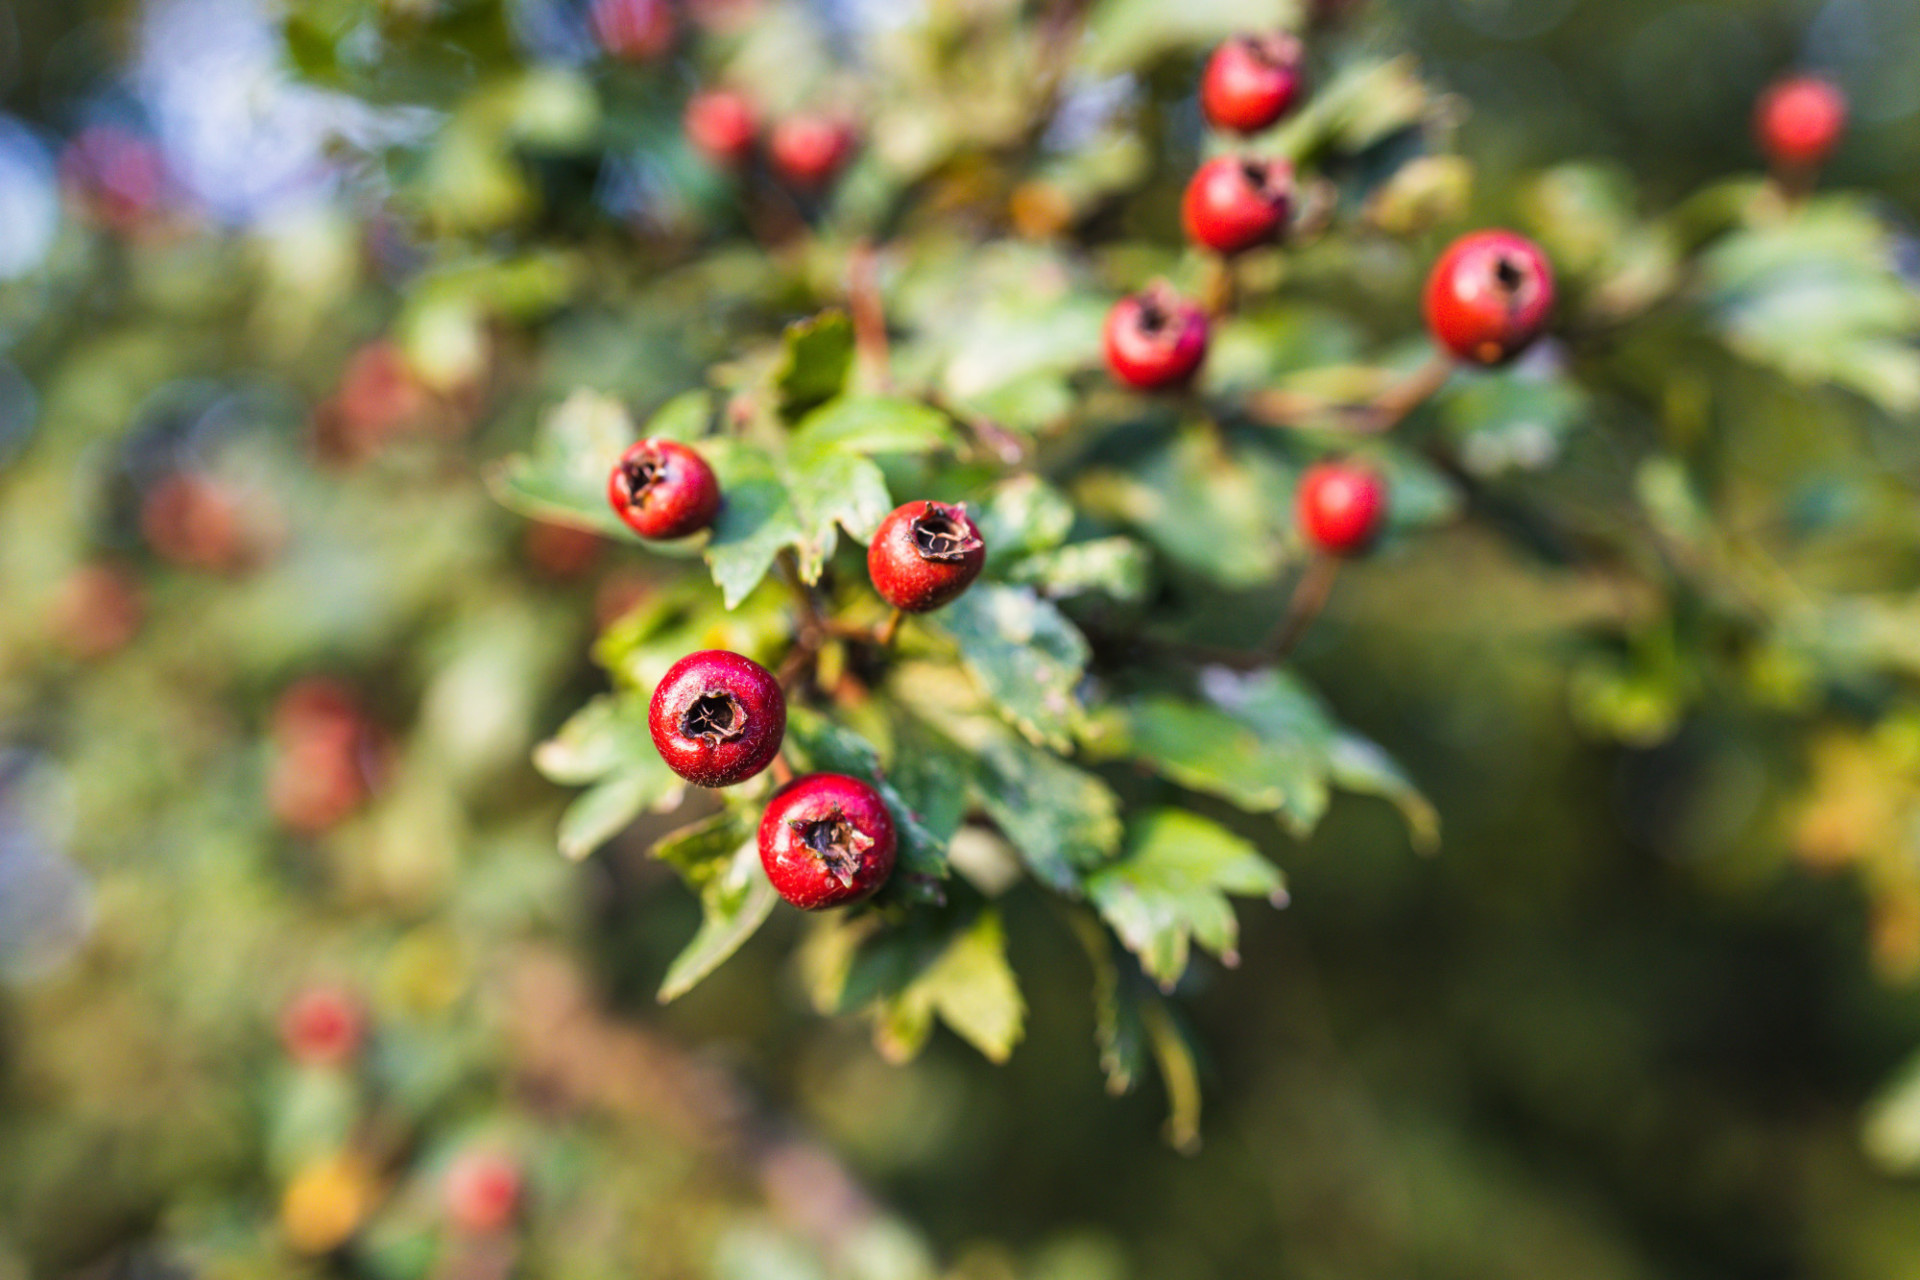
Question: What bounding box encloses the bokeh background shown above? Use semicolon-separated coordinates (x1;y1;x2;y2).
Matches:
7;0;1920;1277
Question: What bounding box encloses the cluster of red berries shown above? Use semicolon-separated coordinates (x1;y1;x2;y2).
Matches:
609;441;985;908
1097;29;1565;560
683;87;860;193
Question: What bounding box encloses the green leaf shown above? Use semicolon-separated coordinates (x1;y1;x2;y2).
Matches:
701;440;805;609
535;692;686;859
787;396;954;462
883;910;1026;1064
1086;810;1283;991
970;732;1121;892
658;836;778;1002
1440;367;1588;476
782;450;893;581
783;707;951;903
1328;734;1441;853
642;389;713;442
1076;426;1297;589
975;474;1075;567
936;584;1090;751
1142;996;1204;1154
1005;537;1151;602
486;389;639;538
1066;910;1148;1096
775;310;855;420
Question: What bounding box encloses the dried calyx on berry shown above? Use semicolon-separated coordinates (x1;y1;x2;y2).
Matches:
1103;284;1210;390
758;773;898;910
608;438;722;540
648;650;786;787
868;500;987;613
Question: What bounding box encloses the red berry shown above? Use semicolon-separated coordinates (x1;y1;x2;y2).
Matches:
758;774;897;910
59;126;167;234
648;650;786;788
1296;460;1387;556
1182;155;1293;255
1422;230;1554;366
444;1150;521;1234
1200;33;1305;135
141;473;252;573
1103;285;1209;390
280;985;364;1067
1755;75;1846;171
590;0;674;61
608;438;722;540
685;90;758;168
768;114;857;190
866;500;986;614
268;679;389;833
50;561;143;659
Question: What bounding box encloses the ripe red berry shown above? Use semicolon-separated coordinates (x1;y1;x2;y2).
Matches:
768;114;857;190
590;0;674;61
279;985;364;1067
1422;230;1554;366
50;561;143;659
1200;33;1305;135
685;90;758;168
444;1149;521;1234
608;438;722;540
758;774;897;910
1755;75;1846;171
866;500;986;614
1182;155;1294;255
1103;285;1210;390
648;650;786;788
1296;460;1388;556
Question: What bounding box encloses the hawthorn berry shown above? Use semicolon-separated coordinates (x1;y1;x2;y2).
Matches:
590;0;674;61
1200;33;1305;135
279;985;364;1067
867;500;986;614
607;438;722;540
758;773;898;910
768;114;857;190
1422;230;1554;366
1103;285;1210;390
1755;75;1847;171
648;650;786;788
1182;155;1294;255
444;1149;521;1234
50;561;143;660
685;90;758;168
1296;460;1388;556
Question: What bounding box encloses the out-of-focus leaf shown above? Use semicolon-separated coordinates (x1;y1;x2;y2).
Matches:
1005;537;1151;602
1142;995;1204;1154
935;584;1090;751
1086;810;1284;990
1077;426;1296;589
975;474;1075;566
787;396;954;462
1442;366;1588;476
1082;0;1295;76
658;834;778;1002
775;310;855;420
535;692;686;859
642;389;713;442
487;390;639;538
876;910;1025;1064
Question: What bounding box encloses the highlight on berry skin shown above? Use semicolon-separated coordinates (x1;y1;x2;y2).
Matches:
868;499;987;613
1422;230;1555;367
1754;74;1847;174
1296;459;1389;557
607;437;722;540
1103;283;1210;391
647;649;787;788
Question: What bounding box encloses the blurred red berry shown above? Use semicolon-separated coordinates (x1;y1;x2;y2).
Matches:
269;680;388;834
1200;34;1305;135
280;985;364;1067
59;126;167;234
685;90;758;167
1755;75;1847;171
524;520;605;580
1103;285;1209;390
1422;230;1555;366
591;0;675;61
1182;155;1294;255
445;1150;522;1234
141;473;253;573
768;115;857;190
50;561;144;659
1296;460;1388;556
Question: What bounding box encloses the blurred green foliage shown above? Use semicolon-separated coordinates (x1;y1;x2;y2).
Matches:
6;0;1920;1278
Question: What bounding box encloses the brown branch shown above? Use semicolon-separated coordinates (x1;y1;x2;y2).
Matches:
1264;554;1341;662
849;239;892;392
1246;349;1454;436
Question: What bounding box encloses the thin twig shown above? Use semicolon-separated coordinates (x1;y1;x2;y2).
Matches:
875;608;905;649
1246;349;1454;436
1265;554;1341;662
849;239;892;392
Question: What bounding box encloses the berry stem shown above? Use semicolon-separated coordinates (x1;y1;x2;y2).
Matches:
875;607;905;649
850;239;893;392
1264;553;1340;662
1247;349;1452;435
1202;254;1238;317
771;754;795;786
